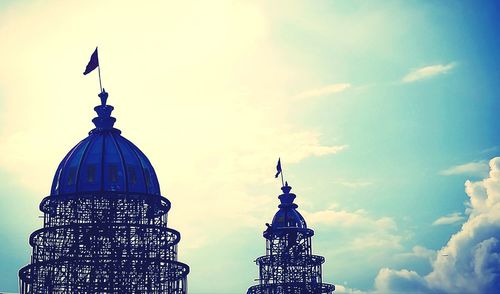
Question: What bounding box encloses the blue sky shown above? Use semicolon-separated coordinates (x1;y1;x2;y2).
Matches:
1;1;500;293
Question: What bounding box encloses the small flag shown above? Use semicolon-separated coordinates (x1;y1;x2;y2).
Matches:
83;47;99;75
275;158;282;178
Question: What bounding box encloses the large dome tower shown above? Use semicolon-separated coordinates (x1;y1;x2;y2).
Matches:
19;90;189;293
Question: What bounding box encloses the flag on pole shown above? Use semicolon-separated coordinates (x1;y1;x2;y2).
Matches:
83;47;99;75
275;158;282;178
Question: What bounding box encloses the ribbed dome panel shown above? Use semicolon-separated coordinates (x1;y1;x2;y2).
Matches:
51;131;161;196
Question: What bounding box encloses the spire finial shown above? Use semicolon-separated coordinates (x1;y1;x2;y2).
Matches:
98;88;108;106
281;183;292;194
91;89;117;132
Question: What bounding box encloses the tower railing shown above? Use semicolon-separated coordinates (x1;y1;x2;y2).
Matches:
19;192;189;294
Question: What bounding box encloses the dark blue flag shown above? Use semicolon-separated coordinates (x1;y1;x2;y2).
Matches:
83;47;99;75
275;158;282;178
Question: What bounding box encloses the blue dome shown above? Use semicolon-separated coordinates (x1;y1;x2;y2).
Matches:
271;208;307;229
270;185;307;229
50;91;160;196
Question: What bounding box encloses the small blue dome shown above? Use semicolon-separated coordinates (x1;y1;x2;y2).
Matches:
271;208;307;229
270;185;307;229
50;91;160;196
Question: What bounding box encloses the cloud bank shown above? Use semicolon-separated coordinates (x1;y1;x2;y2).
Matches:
374;157;500;293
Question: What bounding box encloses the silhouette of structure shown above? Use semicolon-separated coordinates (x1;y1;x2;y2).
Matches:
19;90;189;293
247;181;335;294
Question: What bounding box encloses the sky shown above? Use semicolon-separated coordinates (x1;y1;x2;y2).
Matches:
0;1;500;293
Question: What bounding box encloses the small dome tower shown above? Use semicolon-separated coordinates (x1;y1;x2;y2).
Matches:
247;181;335;294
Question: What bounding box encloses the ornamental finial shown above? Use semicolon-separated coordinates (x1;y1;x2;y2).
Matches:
91;89;117;132
98;88;108;106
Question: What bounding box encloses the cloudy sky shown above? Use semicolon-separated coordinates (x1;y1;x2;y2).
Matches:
1;1;500;293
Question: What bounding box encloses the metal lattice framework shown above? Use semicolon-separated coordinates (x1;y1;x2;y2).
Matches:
248;184;335;294
19;193;189;293
19;90;189;293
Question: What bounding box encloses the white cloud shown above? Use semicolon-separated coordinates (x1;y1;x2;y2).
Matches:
480;146;499;154
397;246;436;261
304;206;395;230
303;206;401;250
402;62;456;83
374;268;429;294
373;157;500;294
411;246;435;260
334;284;366;294
440;160;489;177
351;233;402;251
432;212;465;226
295;83;351;99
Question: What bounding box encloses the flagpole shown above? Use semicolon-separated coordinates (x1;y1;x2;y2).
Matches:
98;65;103;93
280;163;285;187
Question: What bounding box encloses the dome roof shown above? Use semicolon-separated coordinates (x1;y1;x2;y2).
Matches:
271;207;307;229
270;184;307;229
50;90;160;196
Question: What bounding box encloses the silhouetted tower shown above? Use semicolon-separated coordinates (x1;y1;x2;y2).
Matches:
247;182;335;294
19;90;189;293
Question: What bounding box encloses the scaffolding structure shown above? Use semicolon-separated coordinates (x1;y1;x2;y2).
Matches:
19;90;189;293
248;184;335;294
